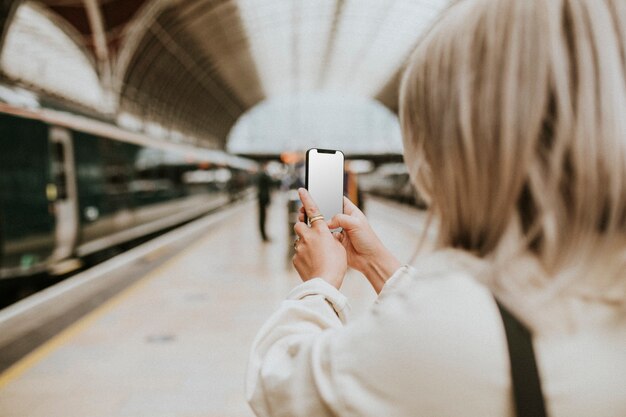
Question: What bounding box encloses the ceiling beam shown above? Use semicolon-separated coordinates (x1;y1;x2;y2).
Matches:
83;0;115;111
148;19;242;118
317;0;344;89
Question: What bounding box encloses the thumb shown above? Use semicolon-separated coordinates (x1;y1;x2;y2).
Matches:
328;213;360;231
332;231;344;243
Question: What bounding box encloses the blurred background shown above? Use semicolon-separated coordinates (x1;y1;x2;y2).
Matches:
0;1;442;416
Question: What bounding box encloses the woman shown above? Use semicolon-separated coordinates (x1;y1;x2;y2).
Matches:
246;0;626;416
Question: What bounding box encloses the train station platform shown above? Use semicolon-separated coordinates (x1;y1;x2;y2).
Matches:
0;192;428;417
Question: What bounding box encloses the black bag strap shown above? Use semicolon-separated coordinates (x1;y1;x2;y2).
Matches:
495;299;548;417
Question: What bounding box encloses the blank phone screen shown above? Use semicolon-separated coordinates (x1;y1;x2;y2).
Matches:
306;149;344;224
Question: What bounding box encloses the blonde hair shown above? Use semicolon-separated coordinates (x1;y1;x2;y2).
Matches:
400;0;626;326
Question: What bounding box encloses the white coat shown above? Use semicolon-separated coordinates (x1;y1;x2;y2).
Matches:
246;249;626;416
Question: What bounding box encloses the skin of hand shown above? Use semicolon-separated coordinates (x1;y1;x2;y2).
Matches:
293;188;348;289
298;194;401;294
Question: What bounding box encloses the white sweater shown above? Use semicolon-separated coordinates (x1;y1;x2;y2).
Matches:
246;252;626;417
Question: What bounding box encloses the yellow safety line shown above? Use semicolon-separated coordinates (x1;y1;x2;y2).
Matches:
0;231;213;389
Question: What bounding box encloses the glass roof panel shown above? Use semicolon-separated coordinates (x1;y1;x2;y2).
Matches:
324;0;446;96
227;92;403;155
238;0;298;96
0;2;106;110
296;0;336;92
237;0;449;100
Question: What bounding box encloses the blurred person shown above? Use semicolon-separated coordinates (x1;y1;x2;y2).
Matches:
257;162;272;242
280;163;305;191
247;1;626;417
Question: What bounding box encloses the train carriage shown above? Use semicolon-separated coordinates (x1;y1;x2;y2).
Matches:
0;103;255;280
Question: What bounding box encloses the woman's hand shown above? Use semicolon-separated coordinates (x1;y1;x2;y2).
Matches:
293;188;347;289
299;194;401;293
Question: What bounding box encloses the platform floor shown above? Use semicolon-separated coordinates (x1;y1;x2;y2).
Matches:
0;193;429;417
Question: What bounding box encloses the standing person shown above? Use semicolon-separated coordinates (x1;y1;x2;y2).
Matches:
246;1;626;416
257;163;272;242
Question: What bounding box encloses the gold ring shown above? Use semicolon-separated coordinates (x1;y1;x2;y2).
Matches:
309;215;324;225
293;237;299;250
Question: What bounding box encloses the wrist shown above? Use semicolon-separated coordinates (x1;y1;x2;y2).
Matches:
311;270;344;289
322;275;343;290
361;247;401;294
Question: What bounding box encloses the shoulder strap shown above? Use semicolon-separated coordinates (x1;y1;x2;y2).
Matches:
495;299;548;417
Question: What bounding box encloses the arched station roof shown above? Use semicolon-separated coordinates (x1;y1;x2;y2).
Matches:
0;0;448;150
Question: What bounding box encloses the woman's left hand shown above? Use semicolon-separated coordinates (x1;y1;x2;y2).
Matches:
293;188;347;289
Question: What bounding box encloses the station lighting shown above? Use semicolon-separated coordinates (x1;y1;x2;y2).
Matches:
347;160;375;174
0;84;40;109
280;151;304;165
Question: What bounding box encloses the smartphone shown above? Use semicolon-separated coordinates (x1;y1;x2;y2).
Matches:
305;148;344;228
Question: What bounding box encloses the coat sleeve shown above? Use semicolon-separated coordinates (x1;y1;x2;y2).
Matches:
245;278;349;417
245;268;412;417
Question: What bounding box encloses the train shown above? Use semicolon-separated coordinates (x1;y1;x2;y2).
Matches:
0;101;257;282
359;162;427;208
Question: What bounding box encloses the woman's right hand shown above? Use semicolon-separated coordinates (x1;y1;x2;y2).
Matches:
298;196;401;293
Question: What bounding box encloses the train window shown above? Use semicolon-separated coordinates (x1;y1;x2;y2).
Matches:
72;132;108;218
